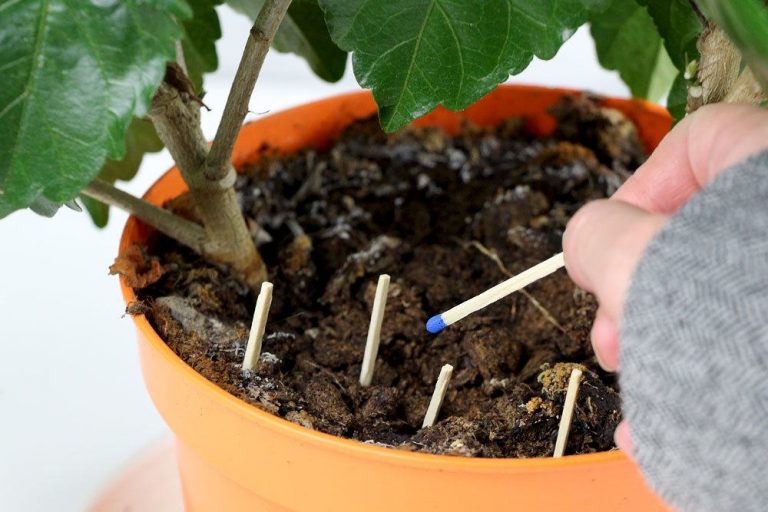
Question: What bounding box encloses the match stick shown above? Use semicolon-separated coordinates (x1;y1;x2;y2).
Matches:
426;252;565;333
422;364;454;428
242;282;274;372
553;368;583;458
359;274;390;386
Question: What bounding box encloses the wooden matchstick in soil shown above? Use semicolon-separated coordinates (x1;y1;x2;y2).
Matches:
242;282;274;372
426;252;565;333
359;274;391;386
422;364;454;428
553;367;583;458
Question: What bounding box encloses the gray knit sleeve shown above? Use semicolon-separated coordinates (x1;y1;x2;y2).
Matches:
620;150;768;512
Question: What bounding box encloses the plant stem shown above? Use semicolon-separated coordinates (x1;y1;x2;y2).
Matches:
206;0;292;181
149;79;267;288
82;178;207;253
147;0;292;289
688;22;766;113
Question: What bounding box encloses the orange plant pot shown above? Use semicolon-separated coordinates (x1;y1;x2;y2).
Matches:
120;85;672;511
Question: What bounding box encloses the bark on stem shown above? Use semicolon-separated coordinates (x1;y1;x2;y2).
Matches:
145;0;292;289
82;178;207;253
688;22;766;113
206;0;292;181
149;81;266;288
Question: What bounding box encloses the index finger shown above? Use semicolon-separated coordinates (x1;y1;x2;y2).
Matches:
614;103;768;213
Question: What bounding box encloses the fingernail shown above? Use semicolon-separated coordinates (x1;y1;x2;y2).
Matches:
589;310;617;373
614;420;633;455
593;343;611;372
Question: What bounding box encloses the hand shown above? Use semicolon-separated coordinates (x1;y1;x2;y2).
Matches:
562;103;768;452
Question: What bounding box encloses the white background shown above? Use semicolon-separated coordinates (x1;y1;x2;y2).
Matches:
0;6;632;511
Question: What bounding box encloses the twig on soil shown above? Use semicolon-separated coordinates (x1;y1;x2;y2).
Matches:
464;241;567;333
360;274;391;386
422;364;454;428
242;282;274;371
427;252;565;333
553;368;583;458
306;361;348;395
520;290;567;334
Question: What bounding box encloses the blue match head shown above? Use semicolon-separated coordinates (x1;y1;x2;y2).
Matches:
426;314;447;334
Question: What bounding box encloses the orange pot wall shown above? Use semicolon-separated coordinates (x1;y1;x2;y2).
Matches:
121;85;672;512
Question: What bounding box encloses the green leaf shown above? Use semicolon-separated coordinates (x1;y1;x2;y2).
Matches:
81;117;164;227
581;0;613;14
667;71;688;122
0;0;187;219
320;0;590;132
228;0;347;82
591;0;678;102
81;1;220;227
636;0;702;69
182;0;223;90
697;0;768;94
79;0;221;227
28;196;81;217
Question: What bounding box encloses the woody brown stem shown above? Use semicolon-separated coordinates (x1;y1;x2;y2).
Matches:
82;178;207;253
688;22;766;114
148;80;266;288
206;0;292;181
145;0;292;289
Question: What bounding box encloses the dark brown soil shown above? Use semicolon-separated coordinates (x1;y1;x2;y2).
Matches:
129;95;646;458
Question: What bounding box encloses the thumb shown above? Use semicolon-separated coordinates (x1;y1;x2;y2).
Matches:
563;200;666;321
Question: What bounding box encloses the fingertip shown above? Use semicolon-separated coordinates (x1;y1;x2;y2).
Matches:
563;199;608;291
563;199;666;319
591;308;620;372
614;420;633;456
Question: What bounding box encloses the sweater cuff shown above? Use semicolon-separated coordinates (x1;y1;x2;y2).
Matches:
619;149;768;512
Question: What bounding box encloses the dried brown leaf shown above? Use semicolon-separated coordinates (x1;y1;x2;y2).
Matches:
110;245;165;289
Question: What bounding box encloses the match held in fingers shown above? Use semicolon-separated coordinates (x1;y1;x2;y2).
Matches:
242;282;274;372
426;252;565;333
359;274;391;386
553;367;583;458
422;364;454;428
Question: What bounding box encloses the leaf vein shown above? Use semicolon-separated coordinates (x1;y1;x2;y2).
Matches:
0;54;29;74
5;0;50;182
359;38;415;85
435;0;464;102
0;0;23;15
342;0;375;43
0;91;28;121
389;0;437;124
